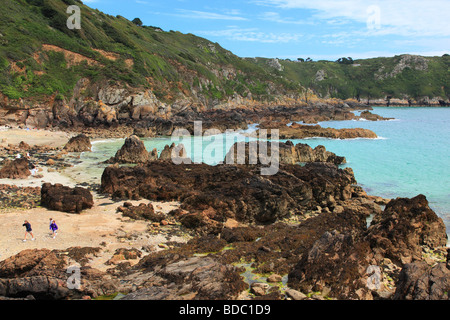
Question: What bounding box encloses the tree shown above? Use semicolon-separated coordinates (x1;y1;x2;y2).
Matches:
337;57;354;65
132;18;143;26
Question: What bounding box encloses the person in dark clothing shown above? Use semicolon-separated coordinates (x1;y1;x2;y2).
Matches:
23;220;35;242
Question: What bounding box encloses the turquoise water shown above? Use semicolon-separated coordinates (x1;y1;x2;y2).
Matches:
76;107;450;234
289;107;450;234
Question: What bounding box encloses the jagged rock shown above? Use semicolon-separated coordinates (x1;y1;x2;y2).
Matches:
0;248;117;300
63;134;92;152
287;194;448;299
101;161;356;227
366;195;448;265
122;256;247;300
225;141;346;165
285;289;307;300
359;111;394;121
40;183;94;213
158;143;188;161
107;135;149;164
0;158;31;179
393;261;450;300
118;203;165;222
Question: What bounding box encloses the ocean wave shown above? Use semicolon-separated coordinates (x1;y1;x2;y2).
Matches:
299;136;388;141
91;138;124;145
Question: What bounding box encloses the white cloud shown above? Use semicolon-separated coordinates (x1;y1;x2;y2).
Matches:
252;0;450;37
259;11;316;25
198;27;303;43
171;9;248;21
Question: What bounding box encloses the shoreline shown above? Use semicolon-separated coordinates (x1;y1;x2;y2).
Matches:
0;111;449;301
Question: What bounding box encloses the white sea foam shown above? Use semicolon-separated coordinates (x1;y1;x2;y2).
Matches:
91;138;124;145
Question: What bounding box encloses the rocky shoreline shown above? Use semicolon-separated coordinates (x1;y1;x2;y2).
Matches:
0;107;449;301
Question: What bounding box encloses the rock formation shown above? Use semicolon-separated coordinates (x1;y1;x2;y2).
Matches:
225;140;346;165
287;195;448;299
40;183;94;213
257;122;378;140
100;161;356;227
106;135;150;164
0;158;31;179
63;134;92;152
393;260;450;300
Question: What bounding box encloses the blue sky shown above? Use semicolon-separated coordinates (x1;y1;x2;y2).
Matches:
83;0;450;61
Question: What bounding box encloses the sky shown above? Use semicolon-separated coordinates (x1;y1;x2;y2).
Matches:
83;0;450;61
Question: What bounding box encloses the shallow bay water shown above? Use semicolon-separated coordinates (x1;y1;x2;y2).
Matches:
72;107;450;236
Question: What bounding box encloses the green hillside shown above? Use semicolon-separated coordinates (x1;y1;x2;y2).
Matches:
0;0;449;106
251;54;450;102
0;0;300;104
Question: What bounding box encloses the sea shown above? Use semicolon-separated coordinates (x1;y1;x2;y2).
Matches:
71;107;450;236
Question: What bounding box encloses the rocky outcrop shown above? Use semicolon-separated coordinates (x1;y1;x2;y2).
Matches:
0;248;119;300
225;140;346;166
117;202;165;222
287;194;448;299
261;123;378;140
393;260;450;300
106;135;150;164
158;143;188;161
359;111;394;121
366;195;448;265
63;134;92;152
0;158;31;179
122;256;247;300
40;183;94;213
101;161;356;228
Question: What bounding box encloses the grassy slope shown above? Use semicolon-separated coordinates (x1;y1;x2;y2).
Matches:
0;0;300;104
0;0;448;105
252;55;450;101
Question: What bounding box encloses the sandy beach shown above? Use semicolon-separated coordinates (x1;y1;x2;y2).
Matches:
0;127;71;148
0;195;185;270
0;127;189;267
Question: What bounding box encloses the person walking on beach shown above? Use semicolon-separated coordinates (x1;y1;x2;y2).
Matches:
23;220;35;242
50;219;58;239
49;218;54;235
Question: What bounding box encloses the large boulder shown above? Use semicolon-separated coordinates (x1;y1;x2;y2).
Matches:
0;158;31;179
366;194;448;265
63;134;92;152
40;183;94;213
117;203;165;222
